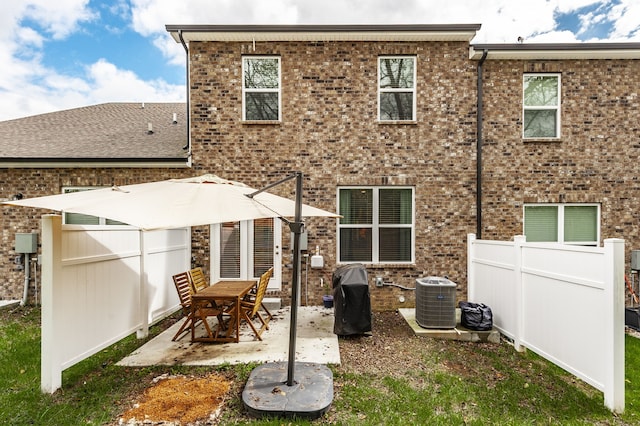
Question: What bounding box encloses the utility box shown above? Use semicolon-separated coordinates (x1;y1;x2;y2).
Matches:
632;250;640;271
15;233;38;254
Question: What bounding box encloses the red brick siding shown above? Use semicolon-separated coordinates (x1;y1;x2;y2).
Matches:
480;59;640;271
188;40;478;310
0;169;193;302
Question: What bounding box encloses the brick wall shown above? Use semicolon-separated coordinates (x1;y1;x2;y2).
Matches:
0;168;192;302
6;45;635;312
480;60;640;268
188;40;479;310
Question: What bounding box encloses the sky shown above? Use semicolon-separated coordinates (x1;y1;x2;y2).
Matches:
0;0;638;121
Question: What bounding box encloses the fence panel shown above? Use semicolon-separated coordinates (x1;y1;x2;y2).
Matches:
467;237;518;339
41;215;190;393
467;234;625;413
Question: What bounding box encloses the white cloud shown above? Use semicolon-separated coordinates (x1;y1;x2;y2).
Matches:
1;0;639;121
22;0;97;40
130;0;621;47
85;59;183;103
608;0;640;40
0;0;184;121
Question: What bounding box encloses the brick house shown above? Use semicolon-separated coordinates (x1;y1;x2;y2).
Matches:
164;24;640;310
2;25;640;311
0;103;190;302
470;43;640;251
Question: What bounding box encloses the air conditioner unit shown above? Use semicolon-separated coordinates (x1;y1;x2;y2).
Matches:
415;277;457;329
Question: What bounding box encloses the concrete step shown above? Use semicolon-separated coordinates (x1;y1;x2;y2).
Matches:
263;297;281;311
398;308;500;343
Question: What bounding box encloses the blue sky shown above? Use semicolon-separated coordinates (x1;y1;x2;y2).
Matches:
0;0;638;121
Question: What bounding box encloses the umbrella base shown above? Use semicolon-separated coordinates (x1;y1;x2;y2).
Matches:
242;361;333;420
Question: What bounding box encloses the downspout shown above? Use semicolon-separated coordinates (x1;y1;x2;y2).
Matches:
21;253;30;306
476;49;488;239
178;30;191;153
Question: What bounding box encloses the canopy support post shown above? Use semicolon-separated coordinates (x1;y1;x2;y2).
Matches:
242;171;333;419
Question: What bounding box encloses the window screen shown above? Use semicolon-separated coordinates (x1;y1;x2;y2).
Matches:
379;57;416;121
338;187;414;263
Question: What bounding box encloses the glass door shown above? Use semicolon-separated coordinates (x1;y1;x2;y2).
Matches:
211;218;282;290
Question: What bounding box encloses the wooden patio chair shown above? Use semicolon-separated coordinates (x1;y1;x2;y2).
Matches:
188;266;230;326
239;267;274;341
171;271;223;341
188;267;209;293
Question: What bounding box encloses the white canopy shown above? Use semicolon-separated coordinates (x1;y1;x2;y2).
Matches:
4;174;339;230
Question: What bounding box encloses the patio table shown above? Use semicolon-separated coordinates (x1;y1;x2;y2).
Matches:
190;280;257;343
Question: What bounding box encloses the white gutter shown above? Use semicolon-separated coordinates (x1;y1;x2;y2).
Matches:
0;160;191;168
470;43;640;60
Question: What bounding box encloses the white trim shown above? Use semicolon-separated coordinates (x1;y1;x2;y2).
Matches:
169;25;480;44
470;45;640;61
523;203;600;245
242;56;281;122
0;160;190;169
378;56;417;122
337;186;415;264
522;73;561;140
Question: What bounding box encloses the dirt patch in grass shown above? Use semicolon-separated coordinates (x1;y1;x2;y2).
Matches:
109;309;635;424
337;310;437;379
119;373;231;425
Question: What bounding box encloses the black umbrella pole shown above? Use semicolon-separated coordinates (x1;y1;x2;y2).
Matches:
287;172;303;387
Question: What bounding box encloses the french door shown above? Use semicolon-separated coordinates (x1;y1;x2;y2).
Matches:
210;218;282;290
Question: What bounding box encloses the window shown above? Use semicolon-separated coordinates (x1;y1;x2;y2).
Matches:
62;187;126;225
524;204;599;245
242;56;281;121
338;187;414;263
378;56;416;121
523;73;560;138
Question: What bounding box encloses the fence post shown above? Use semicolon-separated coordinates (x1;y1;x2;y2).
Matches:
40;215;63;393
513;235;526;352
603;238;625;413
467;234;476;301
136;230;149;339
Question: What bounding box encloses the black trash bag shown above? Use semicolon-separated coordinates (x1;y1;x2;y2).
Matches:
459;301;493;331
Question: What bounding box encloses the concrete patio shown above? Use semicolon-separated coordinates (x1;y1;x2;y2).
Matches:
116;303;503;370
118;305;341;367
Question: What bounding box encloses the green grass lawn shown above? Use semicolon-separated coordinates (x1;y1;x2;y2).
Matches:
1;305;639;425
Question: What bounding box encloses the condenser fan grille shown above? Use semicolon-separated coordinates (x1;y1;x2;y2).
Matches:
415;277;456;329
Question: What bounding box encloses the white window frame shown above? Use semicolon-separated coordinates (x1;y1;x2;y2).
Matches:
242;56;281;121
337;186;415;264
523;203;600;245
378;56;417;122
523;73;561;139
62;187;128;226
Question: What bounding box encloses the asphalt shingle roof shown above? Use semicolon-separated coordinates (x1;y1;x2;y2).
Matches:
0;102;188;161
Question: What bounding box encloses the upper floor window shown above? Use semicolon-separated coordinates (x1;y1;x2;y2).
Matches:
523;73;560;139
338;187;415;263
242;56;281;121
524;204;599;245
378;56;416;121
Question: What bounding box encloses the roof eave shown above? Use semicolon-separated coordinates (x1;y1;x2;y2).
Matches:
0;157;191;169
166;24;481;43
470;43;640;60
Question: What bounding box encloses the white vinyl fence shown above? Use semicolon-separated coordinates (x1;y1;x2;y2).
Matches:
40;215;190;393
467;234;625;413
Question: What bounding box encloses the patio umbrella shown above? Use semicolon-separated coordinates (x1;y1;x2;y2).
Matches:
7;171;334;414
3;174;339;229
